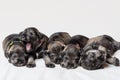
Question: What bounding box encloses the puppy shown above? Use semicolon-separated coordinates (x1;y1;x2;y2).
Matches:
80;35;120;70
19;27;49;59
42;32;71;68
60;35;89;69
2;34;28;67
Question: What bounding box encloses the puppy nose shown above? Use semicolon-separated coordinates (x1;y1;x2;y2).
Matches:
61;63;64;67
57;57;62;61
17;59;24;64
68;62;74;67
56;58;60;62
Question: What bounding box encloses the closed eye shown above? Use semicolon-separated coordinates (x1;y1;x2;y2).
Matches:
30;32;34;35
75;58;80;61
99;51;105;54
64;56;69;60
98;55;104;60
50;53;56;58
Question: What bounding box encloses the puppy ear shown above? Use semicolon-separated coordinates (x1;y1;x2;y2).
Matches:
36;31;45;39
19;31;23;35
83;45;92;52
19;31;25;36
19;31;26;40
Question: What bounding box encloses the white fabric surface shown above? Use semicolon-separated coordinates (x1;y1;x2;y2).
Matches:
0;50;120;80
0;0;120;80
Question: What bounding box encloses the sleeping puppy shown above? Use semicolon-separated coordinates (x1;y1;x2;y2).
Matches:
80;35;120;70
60;35;89;69
42;32;71;68
19;27;49;59
2;34;28;67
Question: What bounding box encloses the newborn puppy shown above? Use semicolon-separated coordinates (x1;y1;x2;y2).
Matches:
60;35;89;69
47;41;65;64
19;27;49;59
2;34;27;67
80;35;120;70
48;32;71;44
42;32;71;68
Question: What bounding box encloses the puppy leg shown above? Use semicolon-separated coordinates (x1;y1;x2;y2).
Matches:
44;55;55;68
43;51;55;68
26;56;36;68
107;57;119;66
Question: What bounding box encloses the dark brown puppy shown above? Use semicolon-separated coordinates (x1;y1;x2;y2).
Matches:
42;32;71;68
80;35;120;70
2;34;28;67
60;35;89;69
19;27;48;67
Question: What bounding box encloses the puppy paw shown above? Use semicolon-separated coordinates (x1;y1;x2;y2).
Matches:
26;63;36;68
46;63;55;68
107;57;120;66
114;58;119;66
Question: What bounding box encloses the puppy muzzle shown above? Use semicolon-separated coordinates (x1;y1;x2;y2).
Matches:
9;58;26;67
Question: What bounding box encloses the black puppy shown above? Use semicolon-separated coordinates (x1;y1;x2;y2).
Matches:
19;27;48;67
19;27;48;58
2;34;29;67
80;35;120;70
60;35;89;69
42;32;71;68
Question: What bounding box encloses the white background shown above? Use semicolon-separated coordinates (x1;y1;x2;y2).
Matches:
0;0;120;80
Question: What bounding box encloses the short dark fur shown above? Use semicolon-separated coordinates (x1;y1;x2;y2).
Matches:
42;32;71;68
80;35;120;70
17;27;49;67
2;34;28;67
60;35;89;69
68;35;89;48
19;27;49;59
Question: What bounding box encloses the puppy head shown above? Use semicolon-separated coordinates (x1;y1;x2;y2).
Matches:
48;41;65;64
19;27;42;52
48;32;71;44
60;44;80;69
20;27;40;42
68;35;89;48
80;45;107;70
8;50;27;67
